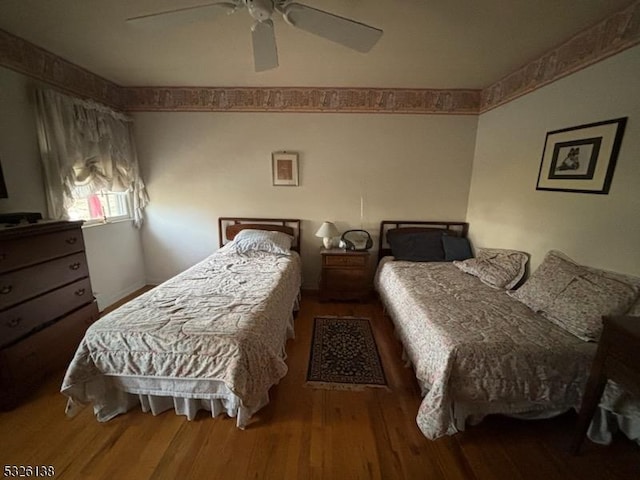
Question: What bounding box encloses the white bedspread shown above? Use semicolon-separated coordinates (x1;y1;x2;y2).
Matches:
375;258;598;439
62;245;301;427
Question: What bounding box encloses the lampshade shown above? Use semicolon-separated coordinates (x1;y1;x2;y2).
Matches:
315;221;339;238
315;221;339;249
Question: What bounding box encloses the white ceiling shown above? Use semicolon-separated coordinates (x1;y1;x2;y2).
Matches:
0;0;633;89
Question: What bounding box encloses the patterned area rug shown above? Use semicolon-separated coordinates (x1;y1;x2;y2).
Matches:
306;316;387;390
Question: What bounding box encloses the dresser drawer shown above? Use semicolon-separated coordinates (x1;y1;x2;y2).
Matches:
0;252;89;310
0;300;98;409
323;254;367;267
0;277;92;348
0;228;85;273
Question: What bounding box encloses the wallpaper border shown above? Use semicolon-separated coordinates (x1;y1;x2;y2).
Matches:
1;0;639;114
122;87;480;114
480;1;640;113
0;29;124;109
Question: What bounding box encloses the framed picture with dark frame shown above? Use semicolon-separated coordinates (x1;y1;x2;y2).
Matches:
536;117;627;194
272;151;299;186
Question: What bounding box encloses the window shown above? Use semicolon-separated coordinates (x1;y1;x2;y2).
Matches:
67;191;131;224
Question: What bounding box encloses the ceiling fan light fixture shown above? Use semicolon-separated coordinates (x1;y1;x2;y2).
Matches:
246;0;274;22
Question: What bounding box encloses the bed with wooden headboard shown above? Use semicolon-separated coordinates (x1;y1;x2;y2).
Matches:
62;217;302;429
219;217;301;252
374;219;605;440
377;220;468;262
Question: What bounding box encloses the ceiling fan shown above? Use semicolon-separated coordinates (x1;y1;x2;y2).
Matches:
126;0;383;72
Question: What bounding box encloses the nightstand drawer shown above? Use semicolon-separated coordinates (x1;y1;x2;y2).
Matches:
324;254;367;267
324;269;367;289
319;249;371;302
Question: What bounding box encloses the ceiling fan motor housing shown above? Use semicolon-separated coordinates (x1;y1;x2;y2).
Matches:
246;0;274;22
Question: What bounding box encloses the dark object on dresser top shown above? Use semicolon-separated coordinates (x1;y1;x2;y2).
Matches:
0;212;43;225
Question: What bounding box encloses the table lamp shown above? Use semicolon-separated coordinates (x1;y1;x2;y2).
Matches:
315;221;339;249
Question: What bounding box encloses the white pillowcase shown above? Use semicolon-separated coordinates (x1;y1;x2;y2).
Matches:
454;248;529;289
232;229;293;255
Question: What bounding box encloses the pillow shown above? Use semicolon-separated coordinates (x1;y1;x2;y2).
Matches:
232;229;293;255
387;229;444;262
581;258;640;317
454;248;528;289
442;235;472;261
508;251;639;341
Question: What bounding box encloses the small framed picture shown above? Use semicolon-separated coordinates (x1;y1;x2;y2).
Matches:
536;117;627;194
272;152;299;186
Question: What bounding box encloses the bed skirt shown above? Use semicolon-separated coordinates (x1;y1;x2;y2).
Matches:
64;374;270;429
455;403;639;447
588;406;640;446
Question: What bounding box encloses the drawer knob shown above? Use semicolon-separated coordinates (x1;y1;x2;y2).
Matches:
69;262;81;270
6;317;21;328
75;288;86;296
0;285;12;294
66;237;78;245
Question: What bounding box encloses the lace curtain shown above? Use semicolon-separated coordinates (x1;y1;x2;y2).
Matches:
34;89;149;226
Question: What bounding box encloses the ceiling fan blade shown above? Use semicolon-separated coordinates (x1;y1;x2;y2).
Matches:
252;19;278;72
283;3;382;53
126;2;239;29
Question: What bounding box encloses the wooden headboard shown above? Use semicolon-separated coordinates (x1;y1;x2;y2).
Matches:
377;220;469;262
218;217;302;253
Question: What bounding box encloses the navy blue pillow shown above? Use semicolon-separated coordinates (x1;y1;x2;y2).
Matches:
387;230;444;262
442;235;472;261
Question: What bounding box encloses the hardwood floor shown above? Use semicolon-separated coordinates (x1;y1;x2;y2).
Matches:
0;292;638;479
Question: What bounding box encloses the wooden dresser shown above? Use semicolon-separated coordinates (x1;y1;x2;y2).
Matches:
0;220;99;409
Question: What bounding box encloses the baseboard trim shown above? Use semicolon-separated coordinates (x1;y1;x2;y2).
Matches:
95;281;147;312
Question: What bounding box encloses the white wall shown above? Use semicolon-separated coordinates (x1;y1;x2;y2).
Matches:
82;220;147;310
133;112;478;288
0;67;47;215
0;66;147;309
9;42;637;298
467;46;640;275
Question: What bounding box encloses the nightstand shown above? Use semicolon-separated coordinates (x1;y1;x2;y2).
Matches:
319;248;370;302
571;315;640;453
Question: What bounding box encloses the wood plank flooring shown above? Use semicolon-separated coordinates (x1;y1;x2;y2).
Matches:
0;292;638;479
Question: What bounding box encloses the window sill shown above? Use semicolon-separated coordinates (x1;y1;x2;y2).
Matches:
81;217;134;229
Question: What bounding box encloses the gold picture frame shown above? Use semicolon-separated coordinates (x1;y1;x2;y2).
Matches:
272;152;299;186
